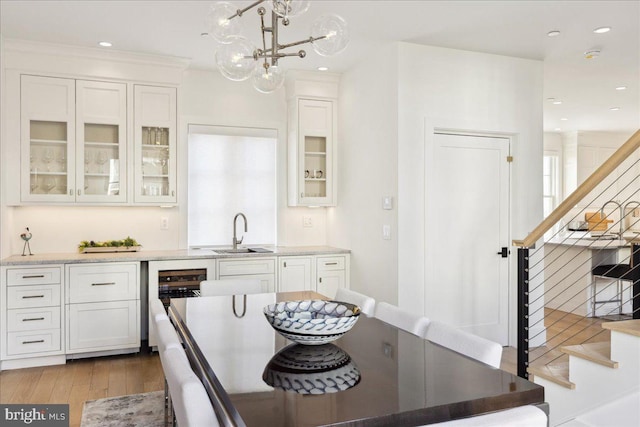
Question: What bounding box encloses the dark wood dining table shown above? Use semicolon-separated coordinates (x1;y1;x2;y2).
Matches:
168;291;545;427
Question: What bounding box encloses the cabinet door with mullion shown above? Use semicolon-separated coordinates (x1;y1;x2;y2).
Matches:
134;85;177;204
75;80;127;203
20;75;76;202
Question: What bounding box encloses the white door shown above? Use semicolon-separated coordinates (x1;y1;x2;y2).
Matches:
428;132;510;345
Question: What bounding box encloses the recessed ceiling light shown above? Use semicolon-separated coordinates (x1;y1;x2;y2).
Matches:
98;41;112;47
547;30;561;37
593;26;611;34
615;86;627;91
317;66;329;71
560;118;568;121
584;50;600;59
552;100;563;105
610;107;621;111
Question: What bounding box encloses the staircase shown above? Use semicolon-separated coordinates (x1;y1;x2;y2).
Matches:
529;320;640;426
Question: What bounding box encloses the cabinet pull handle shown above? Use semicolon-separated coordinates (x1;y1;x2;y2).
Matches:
21;275;45;279
22;339;45;344
172;190;175;197
92;282;116;286
22;295;44;299
319;277;322;283
325;262;338;266
284;262;287;267
23;317;45;322
77;189;81;196
301;192;304;198
69;189;73;196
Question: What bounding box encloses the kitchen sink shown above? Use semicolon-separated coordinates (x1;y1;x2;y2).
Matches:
212;247;273;254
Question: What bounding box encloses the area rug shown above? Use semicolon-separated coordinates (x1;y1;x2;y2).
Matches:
80;390;164;427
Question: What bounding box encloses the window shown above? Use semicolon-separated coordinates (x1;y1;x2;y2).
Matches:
188;125;277;247
543;153;560;218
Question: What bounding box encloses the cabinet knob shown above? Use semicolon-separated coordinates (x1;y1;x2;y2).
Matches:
284;262;287;268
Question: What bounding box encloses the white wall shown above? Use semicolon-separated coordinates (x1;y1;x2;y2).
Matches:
327;43;399;305
332;42;544;345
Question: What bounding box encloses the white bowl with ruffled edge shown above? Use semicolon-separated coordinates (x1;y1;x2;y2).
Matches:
263;300;360;345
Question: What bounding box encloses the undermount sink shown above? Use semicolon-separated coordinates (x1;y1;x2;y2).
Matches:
212;247;272;254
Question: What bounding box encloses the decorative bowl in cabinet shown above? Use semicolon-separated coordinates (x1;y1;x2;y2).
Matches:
263;299;360;345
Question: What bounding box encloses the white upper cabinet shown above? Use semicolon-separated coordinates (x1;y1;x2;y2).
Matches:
20;75;127;203
288;98;337;206
76;80;127;203
133;85;177;204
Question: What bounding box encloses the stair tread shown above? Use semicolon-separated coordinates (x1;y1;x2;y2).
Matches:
601;319;640;337
561;342;618;368
528;362;575;389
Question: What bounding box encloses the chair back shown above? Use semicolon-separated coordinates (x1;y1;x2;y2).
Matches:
155;318;182;354
149;298;168;322
428;404;547;426
374;302;430;338
163;347;220;427
200;278;264;296
425;320;502;368
335;288;376;316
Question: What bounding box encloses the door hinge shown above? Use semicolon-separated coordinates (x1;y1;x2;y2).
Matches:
506;156;513;163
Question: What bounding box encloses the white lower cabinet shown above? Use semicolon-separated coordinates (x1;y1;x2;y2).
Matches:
277;254;350;297
278;256;313;292
218;257;276;292
316;256;349;298
1;265;64;366
65;262;140;355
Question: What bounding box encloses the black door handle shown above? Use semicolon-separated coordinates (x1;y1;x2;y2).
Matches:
497;247;509;258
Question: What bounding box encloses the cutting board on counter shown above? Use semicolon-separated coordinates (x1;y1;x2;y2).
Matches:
585;212;613;231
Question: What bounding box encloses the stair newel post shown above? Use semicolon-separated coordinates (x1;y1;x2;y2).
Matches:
517;247;530;379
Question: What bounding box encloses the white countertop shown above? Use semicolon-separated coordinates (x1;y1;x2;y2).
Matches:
545;232;634;249
0;245;350;266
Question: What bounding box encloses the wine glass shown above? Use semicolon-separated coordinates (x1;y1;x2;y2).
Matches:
97;151;108;173
56;150;66;172
85;151;93;173
44;177;56;193
42;148;53;171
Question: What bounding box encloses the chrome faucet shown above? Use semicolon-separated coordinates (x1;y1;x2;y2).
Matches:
233;213;248;250
600;200;623;237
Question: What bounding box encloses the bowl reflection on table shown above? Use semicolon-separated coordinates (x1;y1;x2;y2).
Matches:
263;343;361;394
263;299;360;345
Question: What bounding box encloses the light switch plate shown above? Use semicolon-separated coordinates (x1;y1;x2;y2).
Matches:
303;216;313;228
382;196;393;210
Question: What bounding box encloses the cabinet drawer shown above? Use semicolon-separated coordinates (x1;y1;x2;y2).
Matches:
7;329;61;356
67;263;139;303
7;267;61;286
317;256;345;271
67;300;139;352
219;258;276;276
7;285;61;309
7;307;61;332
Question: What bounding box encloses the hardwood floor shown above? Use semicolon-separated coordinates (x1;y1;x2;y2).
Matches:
0;352;163;427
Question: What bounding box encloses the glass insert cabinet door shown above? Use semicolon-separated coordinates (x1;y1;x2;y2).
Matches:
134;85;177;204
27;120;73;200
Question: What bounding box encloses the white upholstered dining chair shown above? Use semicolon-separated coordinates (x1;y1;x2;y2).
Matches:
334;288;376;316
199;278;264;296
374;302;430;338
424;320;503;368
150;297;169;322
428;404;547;426
163;346;220;427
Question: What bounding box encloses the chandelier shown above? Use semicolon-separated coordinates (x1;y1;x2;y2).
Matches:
207;0;349;93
